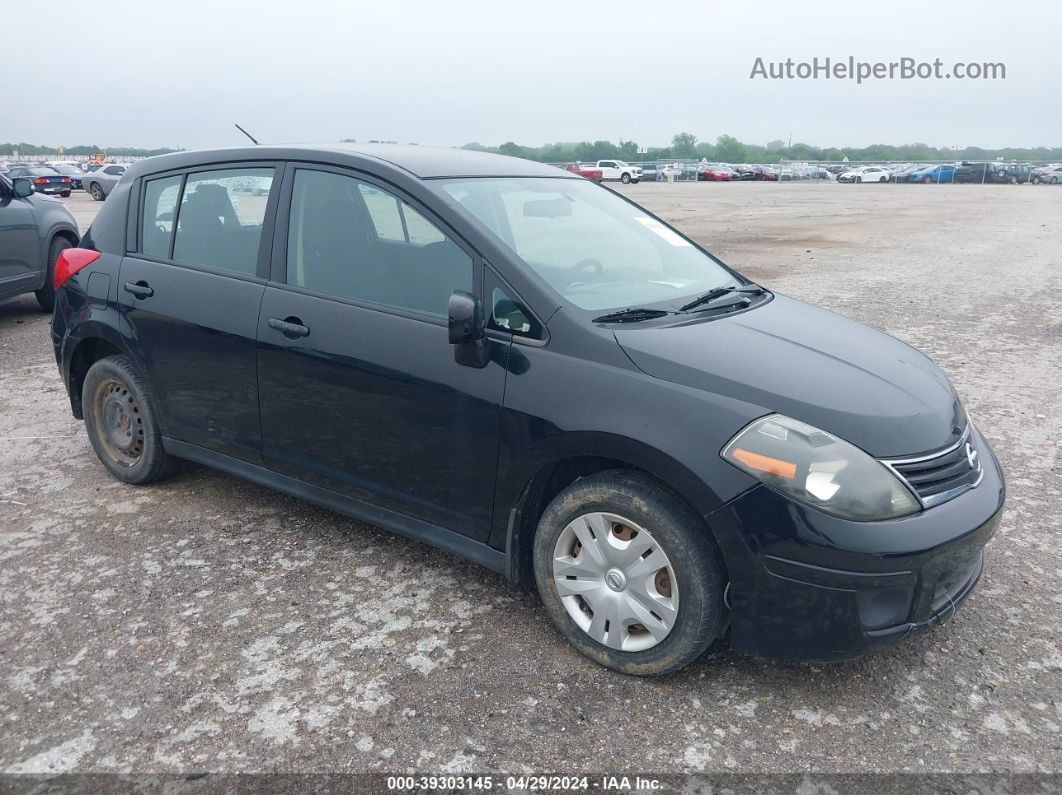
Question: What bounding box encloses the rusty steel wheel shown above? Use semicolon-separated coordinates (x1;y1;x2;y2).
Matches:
91;378;145;467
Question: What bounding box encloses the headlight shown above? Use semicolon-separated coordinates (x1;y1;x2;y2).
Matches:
721;414;920;521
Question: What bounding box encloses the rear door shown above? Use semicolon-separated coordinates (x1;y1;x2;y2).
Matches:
256;164;509;540
119;164;279;461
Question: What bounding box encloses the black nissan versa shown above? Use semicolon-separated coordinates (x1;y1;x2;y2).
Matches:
50;144;1004;674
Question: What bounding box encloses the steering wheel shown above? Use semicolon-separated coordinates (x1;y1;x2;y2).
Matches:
569;258;604;277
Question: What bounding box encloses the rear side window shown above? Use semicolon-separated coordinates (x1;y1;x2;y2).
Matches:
140;175;182;258
172;168;274;275
286;168;471;317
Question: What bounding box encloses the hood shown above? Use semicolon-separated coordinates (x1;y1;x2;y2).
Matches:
615;294;966;458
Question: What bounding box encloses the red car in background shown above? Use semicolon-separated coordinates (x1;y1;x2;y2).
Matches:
753;166;780;181
697;163;732;181
563;163;603;182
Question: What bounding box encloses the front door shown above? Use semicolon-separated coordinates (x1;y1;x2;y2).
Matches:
256;166;508;540
0;181;41;301
118;165;279;461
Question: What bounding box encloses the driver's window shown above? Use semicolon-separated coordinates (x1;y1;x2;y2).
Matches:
140;174;183;258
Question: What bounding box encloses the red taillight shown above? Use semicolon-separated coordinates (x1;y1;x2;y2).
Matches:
54;248;102;290
34;177;49;184
62;177;72;183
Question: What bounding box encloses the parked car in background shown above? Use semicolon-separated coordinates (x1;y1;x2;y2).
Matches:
732;166;757;181
0;171;79;310
753;166;779;181
808;167;831;179
909;164;957;184
1032;165;1062;184
563;163;603;182
697;163;732;181
83;163;130;200
4;166;75;197
46;163;87;191
887;164;920;183
838;166;889;183
590;160;642;184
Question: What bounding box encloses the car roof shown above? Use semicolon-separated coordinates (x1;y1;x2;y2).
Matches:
126;143;576;181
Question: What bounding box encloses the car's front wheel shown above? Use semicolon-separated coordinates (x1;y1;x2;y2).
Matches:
89;182;105;201
621;173;632;184
854;176;862;183
83;355;177;484
533;471;726;675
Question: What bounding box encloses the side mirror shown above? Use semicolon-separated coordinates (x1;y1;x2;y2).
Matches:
448;290;490;369
12;177;34;198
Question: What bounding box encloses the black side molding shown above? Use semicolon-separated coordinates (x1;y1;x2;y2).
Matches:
162;438;508;575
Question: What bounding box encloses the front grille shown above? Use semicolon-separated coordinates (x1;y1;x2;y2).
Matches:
884;427;983;508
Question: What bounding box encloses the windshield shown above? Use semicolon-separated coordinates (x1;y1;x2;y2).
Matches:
437;177;735;311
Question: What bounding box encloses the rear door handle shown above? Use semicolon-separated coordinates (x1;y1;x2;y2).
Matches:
268;317;310;338
124;281;154;299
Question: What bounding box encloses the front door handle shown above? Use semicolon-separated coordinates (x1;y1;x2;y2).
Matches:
124;281;154;299
268;317;310;338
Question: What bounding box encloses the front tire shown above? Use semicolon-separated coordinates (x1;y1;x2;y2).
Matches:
923;175;932;184
83;355;177;484
533;471;726;675
620;172;632;184
89;182;104;201
854;176;862;183
34;236;71;312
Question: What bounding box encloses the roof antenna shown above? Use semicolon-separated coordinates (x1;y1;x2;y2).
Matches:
234;123;259;145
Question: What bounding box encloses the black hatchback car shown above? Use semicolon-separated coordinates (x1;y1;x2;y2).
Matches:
51;145;1004;674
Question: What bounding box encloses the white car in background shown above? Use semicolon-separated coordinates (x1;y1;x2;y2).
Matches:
838;166;890;183
592;160;642;184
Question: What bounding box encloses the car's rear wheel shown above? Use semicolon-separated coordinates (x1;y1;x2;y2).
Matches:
89;182;104;201
879;176;887;182
533;470;726;675
60;190;71;198
34;237;71;313
83;355;177;484
1051;176;1059;184
854;176;862;183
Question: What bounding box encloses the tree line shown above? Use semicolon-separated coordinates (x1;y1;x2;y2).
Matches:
1;143;179;158
463;134;1062;164
6;135;1060;164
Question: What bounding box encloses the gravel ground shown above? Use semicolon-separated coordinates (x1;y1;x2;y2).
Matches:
1;184;1059;777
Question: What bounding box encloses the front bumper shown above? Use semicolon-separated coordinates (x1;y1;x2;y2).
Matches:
708;426;1005;661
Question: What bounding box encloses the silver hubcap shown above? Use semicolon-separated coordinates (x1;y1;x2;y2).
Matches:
552;512;679;652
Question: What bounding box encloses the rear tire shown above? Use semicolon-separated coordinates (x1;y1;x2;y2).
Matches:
60;190;71;198
854;176;862;183
83;355;177;485
89;182;104;201
533;470;726;675
34;236;71;312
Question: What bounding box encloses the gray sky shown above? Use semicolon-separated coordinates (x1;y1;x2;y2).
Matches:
11;0;1060;150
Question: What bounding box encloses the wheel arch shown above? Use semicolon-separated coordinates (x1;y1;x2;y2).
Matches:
494;433;734;586
65;329;134;419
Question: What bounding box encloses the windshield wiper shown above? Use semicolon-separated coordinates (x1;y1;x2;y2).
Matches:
592;307;670;323
679;284;765;312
